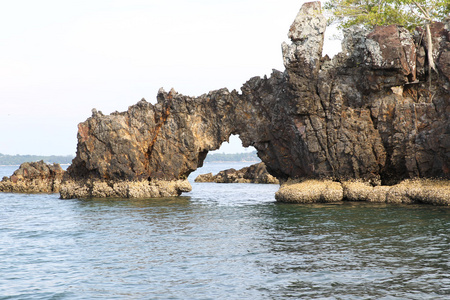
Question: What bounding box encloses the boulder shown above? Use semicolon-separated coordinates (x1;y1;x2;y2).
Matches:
0;161;65;193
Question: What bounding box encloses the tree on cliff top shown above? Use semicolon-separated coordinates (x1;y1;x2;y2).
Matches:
324;0;449;84
324;0;449;31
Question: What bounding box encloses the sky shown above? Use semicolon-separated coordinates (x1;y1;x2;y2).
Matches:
1;0;341;156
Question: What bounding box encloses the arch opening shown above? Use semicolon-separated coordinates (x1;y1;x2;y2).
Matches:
189;134;260;183
184;134;280;204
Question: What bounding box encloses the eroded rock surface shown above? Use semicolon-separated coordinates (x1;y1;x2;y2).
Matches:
275;179;450;205
62;2;450;200
195;162;279;184
0;161;65;193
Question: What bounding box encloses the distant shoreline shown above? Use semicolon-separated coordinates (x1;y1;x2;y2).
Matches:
0;151;259;166
203;151;259;163
0;163;71;167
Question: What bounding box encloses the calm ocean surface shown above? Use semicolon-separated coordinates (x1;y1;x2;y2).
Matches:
1;162;449;299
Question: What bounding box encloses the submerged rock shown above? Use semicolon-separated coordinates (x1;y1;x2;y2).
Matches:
0;161;65;193
194;162;279;184
62;2;449;201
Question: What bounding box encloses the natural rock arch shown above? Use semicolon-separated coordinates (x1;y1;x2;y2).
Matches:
60;2;450;199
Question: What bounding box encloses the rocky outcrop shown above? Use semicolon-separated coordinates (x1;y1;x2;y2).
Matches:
0;161;65;193
194;162;279;184
62;2;449;201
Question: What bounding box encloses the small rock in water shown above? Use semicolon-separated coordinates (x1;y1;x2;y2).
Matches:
0;161;65;194
195;163;279;184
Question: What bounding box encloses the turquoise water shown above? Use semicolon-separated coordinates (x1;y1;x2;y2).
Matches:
1;163;449;299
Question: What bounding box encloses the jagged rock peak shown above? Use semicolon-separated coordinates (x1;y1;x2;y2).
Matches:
282;1;326;69
288;1;326;42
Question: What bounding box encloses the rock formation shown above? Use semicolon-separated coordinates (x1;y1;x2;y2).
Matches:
0;161;65;193
61;2;449;202
275;178;450;205
195;162;279;184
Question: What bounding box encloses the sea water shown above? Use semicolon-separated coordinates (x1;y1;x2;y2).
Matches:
0;163;449;299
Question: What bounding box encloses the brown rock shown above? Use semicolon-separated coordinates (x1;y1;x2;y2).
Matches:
0;161;65;193
61;2;449;200
194;173;215;183
366;25;416;81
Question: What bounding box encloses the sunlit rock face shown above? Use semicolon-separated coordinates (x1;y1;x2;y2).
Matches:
61;1;449;199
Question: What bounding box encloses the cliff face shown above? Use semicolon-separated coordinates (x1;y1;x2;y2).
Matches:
62;2;449;198
316;22;450;184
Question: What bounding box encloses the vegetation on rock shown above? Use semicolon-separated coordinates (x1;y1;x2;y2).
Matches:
324;0;450;31
325;0;450;84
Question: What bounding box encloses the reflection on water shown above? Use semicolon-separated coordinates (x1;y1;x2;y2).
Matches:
0;164;449;299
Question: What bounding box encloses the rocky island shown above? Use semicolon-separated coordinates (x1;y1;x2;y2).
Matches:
0;161;65;194
59;1;448;204
2;2;448;204
195;162;279;184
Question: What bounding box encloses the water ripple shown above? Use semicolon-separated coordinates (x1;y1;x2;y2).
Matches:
1;164;450;299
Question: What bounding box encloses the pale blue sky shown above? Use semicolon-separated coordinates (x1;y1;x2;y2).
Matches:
1;0;340;155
